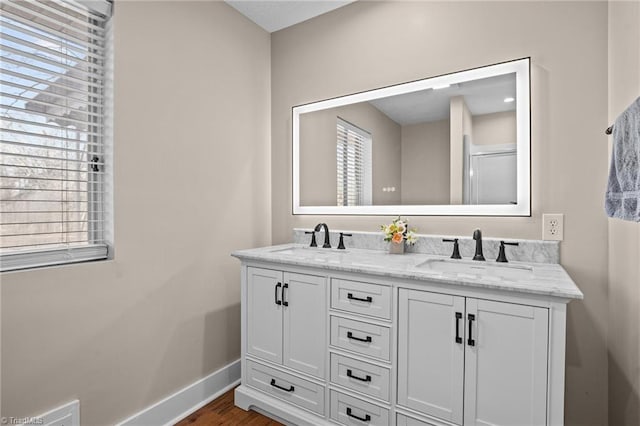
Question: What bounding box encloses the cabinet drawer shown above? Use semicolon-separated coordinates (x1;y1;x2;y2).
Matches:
330;353;390;401
331;279;392;320
330;390;390;426
245;359;325;415
330;316;391;361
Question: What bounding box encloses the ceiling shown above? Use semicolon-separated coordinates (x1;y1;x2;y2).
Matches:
225;0;355;33
369;73;517;126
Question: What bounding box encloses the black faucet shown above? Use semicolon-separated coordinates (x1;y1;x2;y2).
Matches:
496;241;519;263
337;232;352;250
305;231;317;247
472;229;485;261
443;238;462;259
314;223;331;248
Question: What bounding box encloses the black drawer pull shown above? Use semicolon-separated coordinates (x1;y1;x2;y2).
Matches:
347;331;372;343
270;378;294;392
347;293;373;303
346;407;371;422
468;313;476;346
455;312;462;344
282;283;289;306
347;369;371;383
274;282;282;305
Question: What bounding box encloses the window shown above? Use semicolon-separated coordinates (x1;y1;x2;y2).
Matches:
336;118;372;206
1;0;112;271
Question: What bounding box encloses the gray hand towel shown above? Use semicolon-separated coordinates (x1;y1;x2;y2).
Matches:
605;97;640;222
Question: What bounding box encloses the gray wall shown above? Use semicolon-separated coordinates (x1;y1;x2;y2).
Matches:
271;2;608;424
450;96;473;203
607;1;640;424
400;119;450;204
0;2;271;424
473;110;516;146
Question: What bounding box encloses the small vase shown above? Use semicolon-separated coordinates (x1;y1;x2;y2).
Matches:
389;241;405;254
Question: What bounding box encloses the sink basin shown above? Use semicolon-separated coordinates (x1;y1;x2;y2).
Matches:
270;247;311;255
271;246;348;255
417;258;534;281
269;246;346;262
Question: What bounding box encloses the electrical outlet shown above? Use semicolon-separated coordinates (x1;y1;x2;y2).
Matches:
543;213;564;241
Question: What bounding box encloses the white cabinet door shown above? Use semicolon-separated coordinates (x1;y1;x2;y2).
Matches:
283;272;326;378
398;289;465;425
464;298;549;426
247;267;283;365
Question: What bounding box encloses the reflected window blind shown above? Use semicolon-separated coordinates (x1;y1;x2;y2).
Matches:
0;0;111;271
336;118;372;207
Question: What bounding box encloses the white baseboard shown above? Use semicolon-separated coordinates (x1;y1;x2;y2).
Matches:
116;359;241;426
15;400;79;426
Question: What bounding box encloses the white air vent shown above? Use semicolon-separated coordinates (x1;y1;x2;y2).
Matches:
15;400;79;426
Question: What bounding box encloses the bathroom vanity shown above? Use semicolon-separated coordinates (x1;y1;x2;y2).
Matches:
232;240;582;426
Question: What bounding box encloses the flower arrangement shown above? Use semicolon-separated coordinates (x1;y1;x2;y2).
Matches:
381;217;418;246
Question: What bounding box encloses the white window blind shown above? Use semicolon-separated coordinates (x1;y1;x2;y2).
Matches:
0;0;112;271
336;118;372;207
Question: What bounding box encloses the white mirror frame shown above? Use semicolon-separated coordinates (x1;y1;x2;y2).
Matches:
292;58;531;216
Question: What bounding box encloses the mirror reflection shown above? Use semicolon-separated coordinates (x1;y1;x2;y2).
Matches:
299;73;517;207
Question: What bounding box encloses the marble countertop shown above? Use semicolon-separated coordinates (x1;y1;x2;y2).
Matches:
232;243;583;300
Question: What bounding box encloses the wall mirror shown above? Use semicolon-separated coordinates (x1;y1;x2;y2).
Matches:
292;58;530;216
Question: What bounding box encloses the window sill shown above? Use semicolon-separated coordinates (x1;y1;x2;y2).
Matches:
1;244;109;273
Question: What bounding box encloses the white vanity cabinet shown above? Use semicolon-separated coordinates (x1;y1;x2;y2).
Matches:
464;298;549;426
246;267;326;378
234;248;580;426
397;289;465;424
398;289;549;426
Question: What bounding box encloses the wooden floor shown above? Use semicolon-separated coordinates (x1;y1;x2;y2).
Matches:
174;387;282;425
